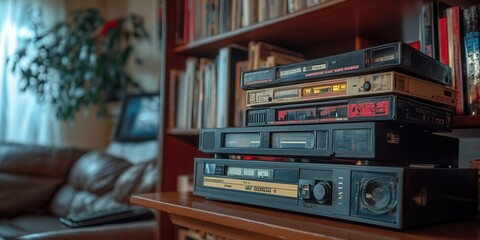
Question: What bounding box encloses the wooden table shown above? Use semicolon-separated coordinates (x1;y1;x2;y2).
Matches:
131;192;479;240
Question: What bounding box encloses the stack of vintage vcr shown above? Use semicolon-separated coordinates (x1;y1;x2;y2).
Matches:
194;42;478;229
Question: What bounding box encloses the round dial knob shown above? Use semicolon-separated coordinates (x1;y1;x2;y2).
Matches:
362;81;372;91
313;181;332;204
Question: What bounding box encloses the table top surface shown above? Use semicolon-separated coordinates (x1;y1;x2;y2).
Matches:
131;192;480;240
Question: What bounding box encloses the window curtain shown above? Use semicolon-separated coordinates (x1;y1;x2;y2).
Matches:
0;0;66;146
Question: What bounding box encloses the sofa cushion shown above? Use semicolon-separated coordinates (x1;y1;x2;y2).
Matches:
49;185;79;217
69;151;132;195
106;141;158;164
113;160;158;203
49;151;132;216
50;186;125;217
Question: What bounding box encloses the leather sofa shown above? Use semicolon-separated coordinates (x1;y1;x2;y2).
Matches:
0;142;158;240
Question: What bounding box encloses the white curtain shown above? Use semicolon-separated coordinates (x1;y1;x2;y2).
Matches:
0;0;66;146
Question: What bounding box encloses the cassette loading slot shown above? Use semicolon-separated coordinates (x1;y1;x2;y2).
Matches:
271;132;315;149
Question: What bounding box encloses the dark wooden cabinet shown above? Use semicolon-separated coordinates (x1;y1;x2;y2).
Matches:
132;192;480;240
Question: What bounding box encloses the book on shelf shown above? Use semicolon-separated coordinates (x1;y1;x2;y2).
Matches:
258;0;288;23
446;6;465;115
242;0;258;27
169;58;200;129
175;0;185;45
306;0;329;8
202;60;217;128
170;41;304;130
231;0;242;31
194;58;213;128
203;0;219;38
169;70;182;129
258;0;268;22
233;60;250;127
419;1;449;60
463;4;480;116
438;13;449;65
216;44;248;128
183;0;195;44
170;59;217;130
185;58;198;129
173;70;188;129
288;0;306;13
218;0;232;34
175;0;332;44
248;41;305;69
194;0;201;41
418;1;478;116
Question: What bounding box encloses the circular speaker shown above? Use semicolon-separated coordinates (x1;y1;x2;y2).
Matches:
360;178;397;214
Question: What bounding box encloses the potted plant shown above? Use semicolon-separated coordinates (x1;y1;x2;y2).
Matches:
9;9;149;120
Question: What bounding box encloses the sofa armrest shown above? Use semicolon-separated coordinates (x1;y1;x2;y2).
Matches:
17;221;156;240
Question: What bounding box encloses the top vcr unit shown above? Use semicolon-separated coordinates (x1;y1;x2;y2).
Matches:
241;42;452;90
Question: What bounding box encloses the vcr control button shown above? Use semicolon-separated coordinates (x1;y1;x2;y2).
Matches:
313;181;332;204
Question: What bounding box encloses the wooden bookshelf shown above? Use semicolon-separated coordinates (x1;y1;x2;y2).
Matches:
157;0;480;239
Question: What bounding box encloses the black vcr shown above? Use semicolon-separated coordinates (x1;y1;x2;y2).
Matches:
241;42;452;89
199;122;459;167
194;158;478;229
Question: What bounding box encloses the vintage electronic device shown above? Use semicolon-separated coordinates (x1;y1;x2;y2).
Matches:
245;71;455;107
199;122;458;167
246;95;453;132
241;42;452;90
193;158;478;229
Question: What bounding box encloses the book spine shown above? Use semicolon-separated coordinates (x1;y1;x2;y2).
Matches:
438;17;449;65
448;6;465;115
463;5;480;116
216;48;230;128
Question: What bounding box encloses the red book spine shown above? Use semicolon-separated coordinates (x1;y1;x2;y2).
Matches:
438;17;449;65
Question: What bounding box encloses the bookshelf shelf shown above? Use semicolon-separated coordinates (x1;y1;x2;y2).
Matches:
168;128;200;135
173;0;413;58
453;116;480;129
168;128;200;145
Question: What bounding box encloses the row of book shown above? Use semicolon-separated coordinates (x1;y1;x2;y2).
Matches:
176;0;331;45
419;2;480;116
169;41;304;129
